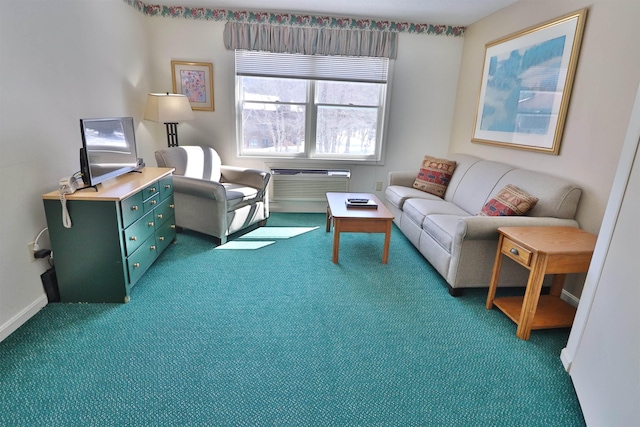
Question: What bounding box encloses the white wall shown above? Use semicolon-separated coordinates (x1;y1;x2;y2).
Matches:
141;17;464;197
561;84;640;426
0;0;151;340
449;0;640;297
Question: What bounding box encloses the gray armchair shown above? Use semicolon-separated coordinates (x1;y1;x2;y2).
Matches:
155;146;270;244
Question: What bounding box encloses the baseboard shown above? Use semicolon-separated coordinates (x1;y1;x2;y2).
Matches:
559;290;580;372
0;295;48;343
561;289;580;308
560;348;573;372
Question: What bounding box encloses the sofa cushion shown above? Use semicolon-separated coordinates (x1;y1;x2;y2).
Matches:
403;198;470;227
422;214;464;253
223;183;260;209
479;184;538;216
442;154;483;201
493;169;582;218
385;185;442;209
412;156;457;198
449;160;516;215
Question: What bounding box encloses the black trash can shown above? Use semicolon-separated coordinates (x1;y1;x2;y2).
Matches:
41;268;60;303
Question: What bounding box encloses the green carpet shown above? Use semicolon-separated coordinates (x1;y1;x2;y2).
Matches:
0;213;585;426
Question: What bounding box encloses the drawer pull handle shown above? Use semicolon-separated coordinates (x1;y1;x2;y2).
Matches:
157;214;163;219
151;200;157;205
170;204;175;209
510;248;519;256
148;221;154;227
131;206;139;211
150;187;157;192
133;262;140;268
150;245;157;251
158;236;165;241
130;236;137;241
165;184;171;189
170;224;176;229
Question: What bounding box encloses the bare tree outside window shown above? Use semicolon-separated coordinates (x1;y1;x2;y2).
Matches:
238;76;385;160
241;77;306;154
316;81;381;156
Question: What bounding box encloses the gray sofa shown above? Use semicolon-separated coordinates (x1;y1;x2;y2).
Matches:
385;154;582;296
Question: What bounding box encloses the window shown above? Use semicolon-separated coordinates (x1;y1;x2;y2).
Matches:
235;50;391;162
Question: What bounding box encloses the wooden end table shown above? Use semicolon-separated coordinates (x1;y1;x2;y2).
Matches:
486;226;597;340
325;192;394;264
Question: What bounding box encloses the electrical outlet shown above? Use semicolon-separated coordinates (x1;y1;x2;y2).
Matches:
28;242;36;262
375;181;383;191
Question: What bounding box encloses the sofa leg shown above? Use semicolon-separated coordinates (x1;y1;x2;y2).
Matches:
448;286;464;297
259;218;268;227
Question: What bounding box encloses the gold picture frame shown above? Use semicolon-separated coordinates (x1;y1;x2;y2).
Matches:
171;60;214;111
472;9;587;154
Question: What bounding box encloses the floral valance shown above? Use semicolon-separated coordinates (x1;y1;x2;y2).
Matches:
224;22;397;59
125;0;465;37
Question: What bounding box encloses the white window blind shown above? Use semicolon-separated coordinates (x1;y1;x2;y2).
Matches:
235;50;389;84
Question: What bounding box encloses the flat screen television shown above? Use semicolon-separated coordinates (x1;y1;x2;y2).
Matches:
79;117;139;187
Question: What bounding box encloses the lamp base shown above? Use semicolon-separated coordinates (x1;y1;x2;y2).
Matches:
165;122;179;147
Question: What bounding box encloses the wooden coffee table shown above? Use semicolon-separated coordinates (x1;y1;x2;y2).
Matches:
325;192;394;264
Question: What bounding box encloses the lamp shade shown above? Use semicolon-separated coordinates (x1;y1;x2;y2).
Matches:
144;93;195;123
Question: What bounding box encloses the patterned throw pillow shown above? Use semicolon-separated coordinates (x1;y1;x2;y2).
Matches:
478;184;538;216
412;156;457;198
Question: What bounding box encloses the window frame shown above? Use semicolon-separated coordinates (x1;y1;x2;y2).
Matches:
234;51;392;165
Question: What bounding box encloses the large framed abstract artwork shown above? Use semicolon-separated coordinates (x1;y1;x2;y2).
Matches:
171;61;214;111
472;9;587;154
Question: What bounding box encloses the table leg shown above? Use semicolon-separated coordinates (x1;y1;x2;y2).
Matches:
486;235;505;309
326;205;332;232
332;219;340;263
382;220;392;264
516;253;548;340
549;274;566;297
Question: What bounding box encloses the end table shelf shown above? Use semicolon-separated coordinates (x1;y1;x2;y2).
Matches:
492;295;576;330
486;226;596;340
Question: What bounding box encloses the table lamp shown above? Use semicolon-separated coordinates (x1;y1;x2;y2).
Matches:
144;93;194;147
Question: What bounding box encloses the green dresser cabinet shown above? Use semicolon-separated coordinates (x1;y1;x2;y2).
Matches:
42;168;175;303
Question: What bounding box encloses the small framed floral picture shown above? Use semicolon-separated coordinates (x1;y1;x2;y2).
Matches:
171;60;214;111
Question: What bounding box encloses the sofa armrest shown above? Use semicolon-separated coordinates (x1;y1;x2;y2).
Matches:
221;166;271;193
388;171;416;187
457;216;580;240
173;175;227;201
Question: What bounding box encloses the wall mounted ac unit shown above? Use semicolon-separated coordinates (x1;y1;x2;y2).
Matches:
270;169;350;202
